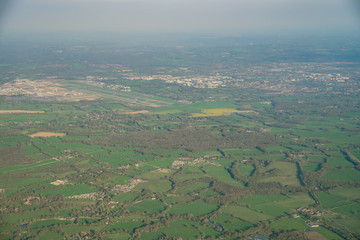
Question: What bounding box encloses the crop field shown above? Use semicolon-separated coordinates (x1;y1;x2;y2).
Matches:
0;110;45;114
191;108;255;117
28;132;66;138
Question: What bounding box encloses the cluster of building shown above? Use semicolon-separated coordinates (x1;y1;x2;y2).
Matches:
0;79;84;98
297;207;323;217
126;74;231;88
115;62;357;95
65;192;100;200
112;179;146;193
297;207;324;228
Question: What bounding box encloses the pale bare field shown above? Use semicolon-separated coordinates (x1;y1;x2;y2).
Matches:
305;231;327;240
50;180;69;186
0;110;45;114
29;132;66;138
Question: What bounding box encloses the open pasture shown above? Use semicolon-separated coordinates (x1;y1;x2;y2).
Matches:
0;158;60;175
114;192;140;203
200;190;219;197
2;177;46;188
137;169;172;181
164;195;195;204
270;216;308;231
96;153;134;167
145;158;173;168
258;161;300;186
0;136;29;148
38;230;63;240
62;225;104;235
238;163;255;176
134;180;172;193
322;168;360;181
302;162;321;172
6;210;52;224
175;181;209;195
335;218;360;234
222;205;272;223
203;165;243;186
175;168;206;182
167;201;218;216
213;214;253;232
105;233;132;240
107;221;145;232
156;219;203;239
316;192;350;209
42;183;97;197
332;203;360;218
239;193;313;217
239;194;289;205
331;187;360;199
127;199;166;214
326;151;354;168
31;219;73;229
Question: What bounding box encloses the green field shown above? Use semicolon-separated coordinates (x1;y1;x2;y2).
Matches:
155;220;203;239
322;168;360;181
42;184;98;197
222;205;272;223
213;214;253;231
127;200;166;214
168;201;218;216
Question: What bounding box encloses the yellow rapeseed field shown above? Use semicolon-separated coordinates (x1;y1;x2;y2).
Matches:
191;108;255;117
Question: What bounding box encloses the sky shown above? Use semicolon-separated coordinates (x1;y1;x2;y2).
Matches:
0;0;359;37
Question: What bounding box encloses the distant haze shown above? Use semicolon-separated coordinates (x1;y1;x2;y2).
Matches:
0;0;359;37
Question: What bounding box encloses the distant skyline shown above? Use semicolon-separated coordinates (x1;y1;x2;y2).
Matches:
0;0;359;37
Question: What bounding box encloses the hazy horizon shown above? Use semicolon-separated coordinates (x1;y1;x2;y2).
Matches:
0;0;359;39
